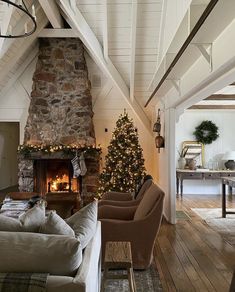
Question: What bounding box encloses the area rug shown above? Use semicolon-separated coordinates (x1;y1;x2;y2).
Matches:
191;208;235;246
103;264;162;291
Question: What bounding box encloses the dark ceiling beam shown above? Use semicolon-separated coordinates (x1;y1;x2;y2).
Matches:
189;105;235;110
205;94;235;100
144;0;219;108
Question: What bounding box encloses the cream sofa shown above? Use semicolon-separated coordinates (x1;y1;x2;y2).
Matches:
46;221;101;292
0;200;101;292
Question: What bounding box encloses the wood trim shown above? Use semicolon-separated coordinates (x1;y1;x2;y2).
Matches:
189;105;235;109
205;94;235;100
145;0;219;107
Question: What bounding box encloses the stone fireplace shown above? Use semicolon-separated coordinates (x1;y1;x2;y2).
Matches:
18;38;100;205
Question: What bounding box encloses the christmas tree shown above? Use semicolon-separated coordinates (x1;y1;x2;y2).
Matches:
98;110;146;197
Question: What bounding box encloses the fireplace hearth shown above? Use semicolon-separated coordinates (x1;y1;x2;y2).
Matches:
34;159;80;194
18;150;100;205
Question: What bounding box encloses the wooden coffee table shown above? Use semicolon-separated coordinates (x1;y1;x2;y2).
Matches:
101;241;136;292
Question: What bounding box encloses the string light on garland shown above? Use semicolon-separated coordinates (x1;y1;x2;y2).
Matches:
18;144;101;157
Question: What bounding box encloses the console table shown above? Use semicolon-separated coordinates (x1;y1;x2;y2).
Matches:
176;169;235;197
221;177;235;218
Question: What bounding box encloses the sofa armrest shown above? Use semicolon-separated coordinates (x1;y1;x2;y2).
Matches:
73;221;101;292
101;192;132;201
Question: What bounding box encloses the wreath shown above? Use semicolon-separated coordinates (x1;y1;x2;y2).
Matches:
193;120;219;144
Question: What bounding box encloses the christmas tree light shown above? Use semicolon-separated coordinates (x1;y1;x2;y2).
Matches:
98;110;146;197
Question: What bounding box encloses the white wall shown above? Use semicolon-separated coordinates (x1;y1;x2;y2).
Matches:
176;110;235;194
0;122;19;189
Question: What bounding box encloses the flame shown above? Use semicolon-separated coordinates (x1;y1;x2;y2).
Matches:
49;174;69;192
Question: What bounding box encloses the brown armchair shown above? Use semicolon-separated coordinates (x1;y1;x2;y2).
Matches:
99;179;153;207
98;183;164;269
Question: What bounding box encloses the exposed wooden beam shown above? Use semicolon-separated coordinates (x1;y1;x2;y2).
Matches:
205;94;235;100
57;0;152;133
38;28;76;38
0;1;41;59
0;14;48;82
0;44;38;98
38;0;63;28
189;105;235;110
145;0;219;107
130;0;138;102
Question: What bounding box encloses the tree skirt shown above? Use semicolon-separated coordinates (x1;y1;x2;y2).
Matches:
191;208;235;246
103;264;162;292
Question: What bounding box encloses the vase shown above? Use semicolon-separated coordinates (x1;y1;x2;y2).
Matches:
178;157;186;169
188;159;197;170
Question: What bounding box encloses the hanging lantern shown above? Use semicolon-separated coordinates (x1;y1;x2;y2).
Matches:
155;134;165;153
153;109;165;153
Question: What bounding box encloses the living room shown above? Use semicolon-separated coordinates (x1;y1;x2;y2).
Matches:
0;0;234;291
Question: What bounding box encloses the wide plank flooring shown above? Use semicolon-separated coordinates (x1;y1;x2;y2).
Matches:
154;194;235;292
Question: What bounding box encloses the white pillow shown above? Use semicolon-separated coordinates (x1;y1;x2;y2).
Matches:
19;202;46;232
66;200;97;249
40;211;75;237
0;215;23;232
0;231;82;276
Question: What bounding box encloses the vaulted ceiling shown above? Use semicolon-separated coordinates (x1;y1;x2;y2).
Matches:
0;0;235;132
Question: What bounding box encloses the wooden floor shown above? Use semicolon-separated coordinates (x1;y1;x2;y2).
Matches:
154;194;235;292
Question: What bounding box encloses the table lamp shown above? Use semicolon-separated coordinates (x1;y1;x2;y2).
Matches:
222;151;235;170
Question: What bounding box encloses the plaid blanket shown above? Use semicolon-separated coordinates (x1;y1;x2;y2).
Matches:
0;273;48;292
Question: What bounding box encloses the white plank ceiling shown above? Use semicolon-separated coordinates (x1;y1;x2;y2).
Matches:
0;0;235;129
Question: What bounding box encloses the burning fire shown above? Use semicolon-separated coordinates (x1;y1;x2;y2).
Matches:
49;174;69;192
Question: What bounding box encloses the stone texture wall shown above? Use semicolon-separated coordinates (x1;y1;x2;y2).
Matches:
19;38;99;203
24;38;95;146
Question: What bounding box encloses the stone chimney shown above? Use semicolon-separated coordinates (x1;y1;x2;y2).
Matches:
24;38;95;147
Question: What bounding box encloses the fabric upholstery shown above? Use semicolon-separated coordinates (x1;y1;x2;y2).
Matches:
0;215;23;232
0;231;82;276
99;183;164;269
19;202;46;232
101;192;132;201
135;179;153;200
134;183;160;220
40;211;75;237
99;179;153;208
66;200;97;249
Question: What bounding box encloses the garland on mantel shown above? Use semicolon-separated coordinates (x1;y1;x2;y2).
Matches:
18;144;102;157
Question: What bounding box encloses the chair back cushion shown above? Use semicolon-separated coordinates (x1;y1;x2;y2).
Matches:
136;179;153;200
134;184;163;220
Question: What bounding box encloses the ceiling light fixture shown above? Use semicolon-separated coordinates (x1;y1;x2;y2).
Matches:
0;0;37;38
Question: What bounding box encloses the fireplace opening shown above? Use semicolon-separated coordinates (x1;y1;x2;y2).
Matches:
34;159;80;195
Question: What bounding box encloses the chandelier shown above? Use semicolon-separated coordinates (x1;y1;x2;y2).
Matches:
0;0;37;38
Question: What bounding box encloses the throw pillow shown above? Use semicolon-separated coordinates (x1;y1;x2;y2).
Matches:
0;215;23;232
40;211;75;237
66;200;97;249
0;231;82;276
19;201;46;232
